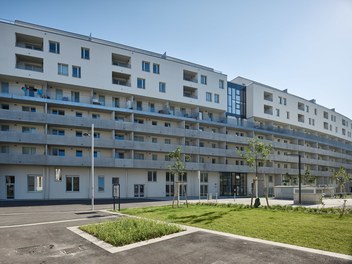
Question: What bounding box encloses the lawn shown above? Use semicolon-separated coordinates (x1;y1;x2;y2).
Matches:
121;204;352;255
80;217;183;247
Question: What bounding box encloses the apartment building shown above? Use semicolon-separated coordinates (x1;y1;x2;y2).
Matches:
0;20;351;200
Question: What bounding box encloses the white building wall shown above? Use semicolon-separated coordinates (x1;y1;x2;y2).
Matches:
0;21;227;112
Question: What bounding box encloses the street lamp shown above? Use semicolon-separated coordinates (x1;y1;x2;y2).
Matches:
84;124;95;211
287;153;302;204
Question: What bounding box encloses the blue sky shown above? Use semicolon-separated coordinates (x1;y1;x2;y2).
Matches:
1;0;351;119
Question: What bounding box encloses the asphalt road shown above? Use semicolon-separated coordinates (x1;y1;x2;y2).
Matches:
0;200;351;264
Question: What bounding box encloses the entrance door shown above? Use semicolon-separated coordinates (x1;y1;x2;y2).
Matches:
112;177;119;196
6;176;15;199
220;173;247;196
134;184;144;198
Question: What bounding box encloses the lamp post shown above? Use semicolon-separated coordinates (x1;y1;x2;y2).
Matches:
288;153;302;204
84;124;95;211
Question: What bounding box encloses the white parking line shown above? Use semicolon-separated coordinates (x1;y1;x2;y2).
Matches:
0;215;116;229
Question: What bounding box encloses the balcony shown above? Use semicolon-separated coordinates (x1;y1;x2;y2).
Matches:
264;105;273;115
112;53;131;68
183;70;198;83
183;86;198;99
16;54;43;72
263;91;273;102
112;72;131;87
15;33;43;51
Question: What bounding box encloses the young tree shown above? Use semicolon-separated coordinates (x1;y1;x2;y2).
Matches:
303;168;316;185
332;166;351;197
238;138;272;207
168;146;190;207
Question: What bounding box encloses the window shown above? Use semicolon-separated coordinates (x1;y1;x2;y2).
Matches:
142;61;150;72
159;82;166;93
264;91;273;101
134;153;144;160
22;106;36;112
201;75;207;85
1;82;9;93
200;172;208;183
148;171;157;182
323;111;328;119
219;80;224;89
115;151;124;159
98;176;105;192
52;109;65;115
1;125;9;131
22;127;36;133
1;104;9;110
92;113;100;119
134;135;144;142
28;175;43;192
206;92;212;102
286;111;290;119
72;66;81;78
115;134;124;140
76;150;83;157
49;41;60;54
152;154;158;160
22;147;36;155
71;91;80;102
52;129;65;136
94;132;100;139
164;122;171;127
55;89;63;100
153;63;160;74
81;47;90;59
58;63;68;76
136;101;142;110
137;78;146;89
165;138;171;144
55;168;62;181
152;137;157;143
0;145;9;153
283;98;287;105
214;94;219;103
66;176;79;192
113;97;120;108
76;112;82;117
52;148;65;156
276;108;280;117
278;96;282;104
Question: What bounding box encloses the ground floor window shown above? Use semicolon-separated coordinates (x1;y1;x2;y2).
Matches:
165;172;174;197
200;185;208;196
200;172;209;196
27;175;43;192
66;176;79;192
98;176;104;192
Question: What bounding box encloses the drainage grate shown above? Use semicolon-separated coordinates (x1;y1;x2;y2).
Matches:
61;245;88;255
16;244;54;255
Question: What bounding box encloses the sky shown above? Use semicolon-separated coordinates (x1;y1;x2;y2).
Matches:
1;0;352;119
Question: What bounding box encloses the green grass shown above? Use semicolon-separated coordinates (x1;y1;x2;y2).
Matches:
120;204;352;255
79;217;183;247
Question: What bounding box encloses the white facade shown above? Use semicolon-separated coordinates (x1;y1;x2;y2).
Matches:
0;20;351;201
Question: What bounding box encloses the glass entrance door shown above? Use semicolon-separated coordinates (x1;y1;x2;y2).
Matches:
134;184;144;198
220;173;247;196
6;176;15;199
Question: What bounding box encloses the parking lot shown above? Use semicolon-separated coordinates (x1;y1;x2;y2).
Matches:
0;199;351;264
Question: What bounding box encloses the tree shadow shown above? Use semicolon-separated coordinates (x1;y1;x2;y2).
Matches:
172;211;230;225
